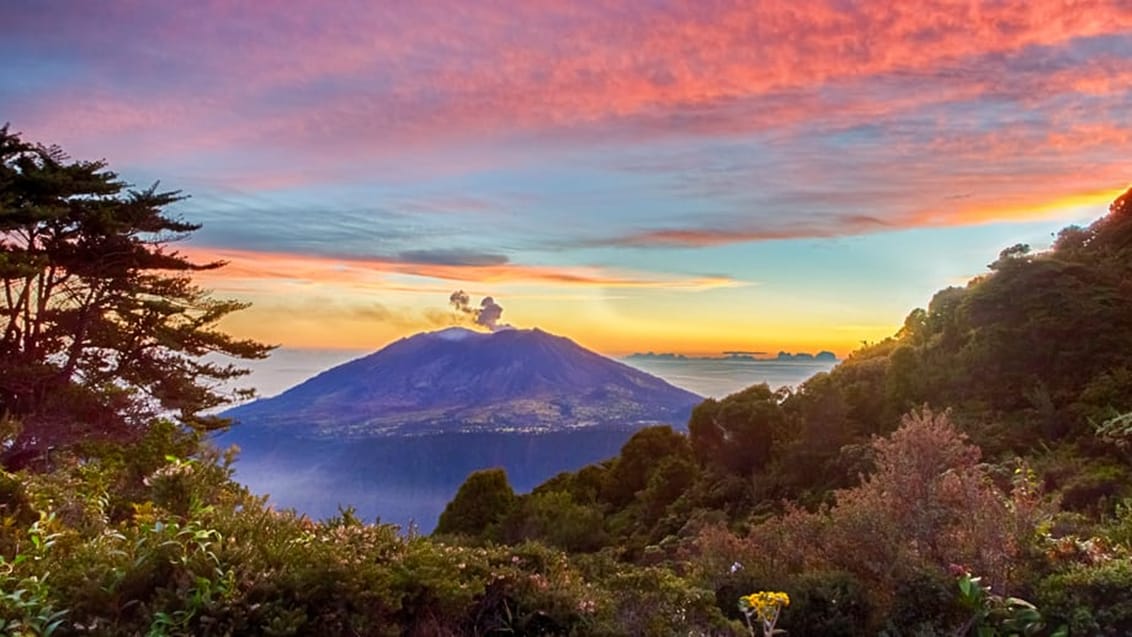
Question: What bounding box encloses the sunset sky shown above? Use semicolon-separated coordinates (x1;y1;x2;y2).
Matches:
4;1;1130;357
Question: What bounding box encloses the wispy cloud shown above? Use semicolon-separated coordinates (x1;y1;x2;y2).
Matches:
395;249;510;267
586;216;893;248
185;247;745;291
582;187;1129;249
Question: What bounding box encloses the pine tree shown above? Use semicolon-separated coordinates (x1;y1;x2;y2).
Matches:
0;125;272;467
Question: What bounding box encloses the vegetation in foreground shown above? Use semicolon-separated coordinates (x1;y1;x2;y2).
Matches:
0;428;737;635
2;127;1132;634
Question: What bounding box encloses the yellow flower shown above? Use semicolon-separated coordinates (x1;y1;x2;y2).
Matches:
739;591;790;636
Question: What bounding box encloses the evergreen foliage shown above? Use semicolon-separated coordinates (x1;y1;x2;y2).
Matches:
0;126;272;468
434;467;516;537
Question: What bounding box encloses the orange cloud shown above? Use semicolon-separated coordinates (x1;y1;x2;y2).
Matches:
598;216;889;247
183;247;743;291
913;187;1131;227
593;183;1130;248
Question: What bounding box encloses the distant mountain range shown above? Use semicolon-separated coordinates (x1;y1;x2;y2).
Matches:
626;350;838;362
224;327;701;437
219;327;702;529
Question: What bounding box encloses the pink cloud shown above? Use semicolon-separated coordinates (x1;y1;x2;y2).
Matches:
12;1;1132;156
5;0;1130;247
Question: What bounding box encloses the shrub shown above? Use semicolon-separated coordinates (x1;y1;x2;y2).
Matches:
878;567;963;636
601;565;735;636
778;571;870;637
693;409;1056;631
1058;463;1131;514
501;490;608;552
434;467;516;537
1037;559;1132;635
0;441;746;636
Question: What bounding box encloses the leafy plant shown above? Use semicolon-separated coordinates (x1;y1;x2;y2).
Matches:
955;571;1061;637
0;514;67;636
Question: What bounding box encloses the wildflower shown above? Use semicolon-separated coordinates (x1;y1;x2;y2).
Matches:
738;591;790;637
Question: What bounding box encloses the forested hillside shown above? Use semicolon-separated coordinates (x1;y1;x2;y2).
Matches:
436;187;1132;634
457;187;1132;549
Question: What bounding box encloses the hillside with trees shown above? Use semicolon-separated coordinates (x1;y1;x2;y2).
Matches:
474;186;1132;550
2;126;1131;634
437;186;1132;634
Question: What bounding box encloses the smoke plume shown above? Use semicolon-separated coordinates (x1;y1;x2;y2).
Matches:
449;290;511;331
476;297;503;330
449;290;471;313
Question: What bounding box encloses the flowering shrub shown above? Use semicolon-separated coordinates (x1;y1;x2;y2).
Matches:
695;409;1059;633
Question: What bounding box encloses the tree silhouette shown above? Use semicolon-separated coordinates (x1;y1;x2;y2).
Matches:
0;126;272;467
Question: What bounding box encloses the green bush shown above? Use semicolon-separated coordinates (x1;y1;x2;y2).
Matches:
1037;559;1132;635
434;467;516;537
1058;463;1131;514
778;570;871;637
878;567;963;636
598;561;736;636
501;490;608;552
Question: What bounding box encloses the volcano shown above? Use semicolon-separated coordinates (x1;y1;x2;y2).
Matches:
223;327;701;437
218;328;702;529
